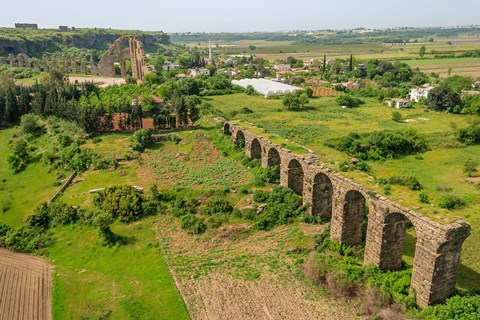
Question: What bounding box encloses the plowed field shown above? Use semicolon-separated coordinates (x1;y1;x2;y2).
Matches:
0;249;51;320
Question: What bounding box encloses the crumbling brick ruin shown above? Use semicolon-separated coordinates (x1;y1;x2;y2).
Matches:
224;121;471;308
0;36;152;80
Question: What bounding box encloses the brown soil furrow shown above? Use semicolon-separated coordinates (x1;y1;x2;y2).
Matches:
0;266;12;320
0;249;51;320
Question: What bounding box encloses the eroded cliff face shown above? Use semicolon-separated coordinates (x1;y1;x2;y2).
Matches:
0;30;170;57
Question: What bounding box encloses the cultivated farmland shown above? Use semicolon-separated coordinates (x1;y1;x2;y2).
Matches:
0;249;51;320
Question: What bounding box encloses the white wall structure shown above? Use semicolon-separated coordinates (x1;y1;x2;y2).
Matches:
232;78;301;97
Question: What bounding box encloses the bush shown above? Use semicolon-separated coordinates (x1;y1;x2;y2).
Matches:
201;197;233;215
389;176;423;191
253;190;269;203
457;122;480;145
418;192;430;204
336;94;363;108
5;226;51;253
253;186;305;230
96;186;145;223
332;130;428;161
49;202;79;225
180;214;207;235
391;111;402;122
438;195;466;210
171;198;196;217
20;114;44;136
420;294;480;320
130;128;153;151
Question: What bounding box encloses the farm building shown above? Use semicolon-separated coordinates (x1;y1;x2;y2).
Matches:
410;85;434;102
232;78;300;97
385;98;411;109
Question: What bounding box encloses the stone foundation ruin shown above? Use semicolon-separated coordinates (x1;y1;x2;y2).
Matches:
0;36;153;81
224;121;471;308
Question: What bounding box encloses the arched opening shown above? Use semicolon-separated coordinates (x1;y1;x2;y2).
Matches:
342;190;367;246
267;148;281;183
250;139;262;159
223;123;231;135
379;212;417;271
312;173;333;218
235;130;245;148
267;148;281;167
288;159;304;195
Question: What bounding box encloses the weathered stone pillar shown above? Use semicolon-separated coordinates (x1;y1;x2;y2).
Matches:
0;57;6;65
8;54;15;66
81;60;87;74
62;56;68;73
330;189;366;246
33;60;40;71
17;54;25;67
411;223;470;307
71;57;77;74
52;56;58;71
42;54;50;72
24;54;30;68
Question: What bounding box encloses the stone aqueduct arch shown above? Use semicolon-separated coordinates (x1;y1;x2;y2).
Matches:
224;122;471;308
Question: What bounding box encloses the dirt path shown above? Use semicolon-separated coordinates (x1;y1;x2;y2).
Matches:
68;76;125;88
156;216;367;320
0;249;52;320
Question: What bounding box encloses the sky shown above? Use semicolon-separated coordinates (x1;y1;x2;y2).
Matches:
1;0;479;32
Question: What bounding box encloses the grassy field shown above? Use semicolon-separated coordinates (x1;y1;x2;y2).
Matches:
0;128;59;226
401;57;480;78
49;218;189;320
206;93;480;289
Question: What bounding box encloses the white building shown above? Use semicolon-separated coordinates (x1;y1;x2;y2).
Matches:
163;61;180;71
190;68;210;77
410;85;434;102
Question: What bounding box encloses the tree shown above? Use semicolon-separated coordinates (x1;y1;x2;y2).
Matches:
282;91;309;110
130;128;153;151
464;160;478;177
305;87;314;98
392;111;402;122
426;86;461;112
419;46;426;58
20;114;44;136
185;95;201;125
335;94;362;108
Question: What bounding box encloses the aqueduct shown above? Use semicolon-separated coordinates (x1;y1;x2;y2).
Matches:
224;121;471;307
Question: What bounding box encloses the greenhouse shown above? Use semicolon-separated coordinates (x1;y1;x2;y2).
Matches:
232;78;301;97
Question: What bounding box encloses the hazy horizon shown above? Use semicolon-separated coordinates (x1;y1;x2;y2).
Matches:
2;0;480;33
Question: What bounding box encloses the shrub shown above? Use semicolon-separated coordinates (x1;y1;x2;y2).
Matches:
180;214;207;235
5;226;51;253
389;176;423;191
130;128;153;151
421;294;480;320
438;195;466;210
332;129;428;161
418;192;430;204
458;122;480;145
253;190;269;203
171;198;196;217
201;197;233;215
96;186;145;222
383;185;391;195
20;114;44;136
49;202;79;225
336;94;363;108
463;160;479;177
391;111;402;122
